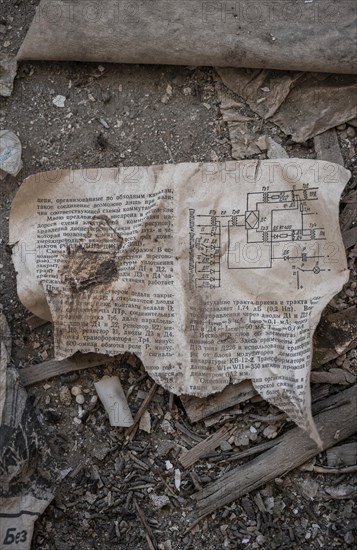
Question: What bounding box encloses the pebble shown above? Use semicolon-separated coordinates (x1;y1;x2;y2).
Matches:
235;433;250;447
263;425;278;439
346;126;356;138
99;118;110;129
220;440;232;452
351;281;357;289
75;394;85;405
337;124;347;130
340;130;348;139
71;386;82;396
183;87;192;96
52;95;66;108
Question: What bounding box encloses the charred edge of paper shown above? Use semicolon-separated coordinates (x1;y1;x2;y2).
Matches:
60;215;123;293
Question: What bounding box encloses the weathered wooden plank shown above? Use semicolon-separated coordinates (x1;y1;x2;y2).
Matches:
19;353;117;386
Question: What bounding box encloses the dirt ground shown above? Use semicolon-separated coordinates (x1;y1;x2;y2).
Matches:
1;1;356;549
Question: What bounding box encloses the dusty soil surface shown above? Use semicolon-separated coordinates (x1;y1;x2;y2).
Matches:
1;1;356;549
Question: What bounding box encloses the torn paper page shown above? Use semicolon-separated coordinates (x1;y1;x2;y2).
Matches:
17;0;357;74
9;160;350;443
216;69;357;142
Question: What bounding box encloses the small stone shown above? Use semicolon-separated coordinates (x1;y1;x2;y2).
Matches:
234;433;250;447
263;425;278;439
250;426;257;433
165;460;173;470
40;350;48;360
183;87;192;96
59;386;72;406
256;534;266;545
149;493;170;509
76;394;85;405
52;95;66;108
337;124;347;131
203;102;211;110
73;417;82;425
43;383;51;390
340;131;348;139
350;281;357;289
99;118;110;129
344;531;355;545
91;446;110;461
346;126;356;138
71;386;82;397
220;440;232;452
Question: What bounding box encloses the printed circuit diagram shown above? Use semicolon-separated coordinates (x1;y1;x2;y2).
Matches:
193;185;335;289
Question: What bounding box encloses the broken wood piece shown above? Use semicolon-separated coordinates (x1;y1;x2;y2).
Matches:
134;498;158;550
310;369;356;385
19;352;117;386
94;375;134;427
180;380;256;423
126;383;158;441
192;384;357;521
179;425;234;468
26;314;50;330
327;442;357;468
314;129;344;166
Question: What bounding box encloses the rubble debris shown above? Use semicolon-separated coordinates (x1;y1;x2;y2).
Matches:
17;0;357;73
216;68;357;142
0;54;17;97
0;129;22;179
192;384;357;522
94;375;134;427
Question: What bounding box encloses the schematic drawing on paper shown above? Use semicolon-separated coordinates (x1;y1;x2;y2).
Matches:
193;185;335;290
